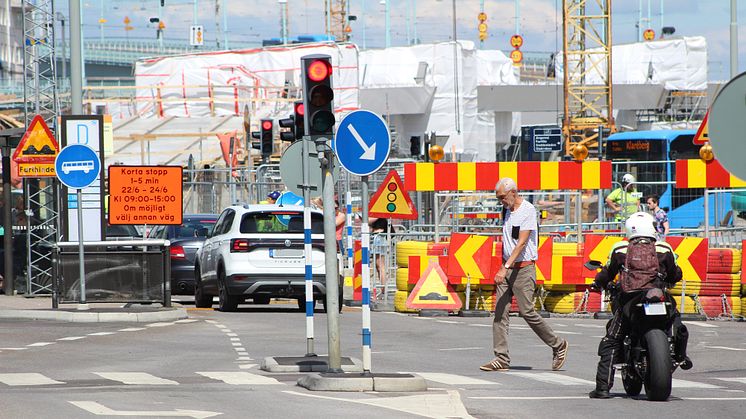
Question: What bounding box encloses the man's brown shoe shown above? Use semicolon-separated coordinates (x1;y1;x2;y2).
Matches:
480;358;509;372
552;339;569;371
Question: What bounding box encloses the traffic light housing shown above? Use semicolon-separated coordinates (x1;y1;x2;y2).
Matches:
293;101;305;140
278;115;295;142
301;55;335;138
260;119;273;157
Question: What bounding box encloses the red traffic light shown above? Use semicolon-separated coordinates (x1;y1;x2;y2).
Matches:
308;60;332;82
262;120;273;130
294;102;304;116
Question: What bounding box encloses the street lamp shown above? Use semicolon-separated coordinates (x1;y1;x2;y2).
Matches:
380;0;390;48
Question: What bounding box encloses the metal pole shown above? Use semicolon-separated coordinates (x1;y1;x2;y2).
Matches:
2;153;13;295
76;189;88;309
434;192;439;242
69;0;83;113
647;0;651;29
576;191;583;245
158;0;163;52
60;15;66;84
412;0;417;44
452;0;460;133
223;0;229;49
321;146;341;372
384;0;390;48
731;0;738;78
229;136;235;203
514;0;519;35
637;0;642;41
301;138;315;357
193;0;198;25
660;0;664;30
281;1;288;44
405;0;411;45
345;189;353;292
361;176;372;373
361;0;366;49
704;189;710;241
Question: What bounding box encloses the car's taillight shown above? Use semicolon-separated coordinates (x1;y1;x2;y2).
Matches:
170;245;186;260
231;239;250;252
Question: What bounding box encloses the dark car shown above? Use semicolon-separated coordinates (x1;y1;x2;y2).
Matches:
147;214;218;295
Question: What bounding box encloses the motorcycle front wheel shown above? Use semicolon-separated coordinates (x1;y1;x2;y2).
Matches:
644;329;673;401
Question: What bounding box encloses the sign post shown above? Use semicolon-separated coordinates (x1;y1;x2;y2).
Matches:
334;110;391;373
55;144;101;309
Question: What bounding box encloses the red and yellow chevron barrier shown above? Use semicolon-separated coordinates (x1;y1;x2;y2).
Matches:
352;240;362;302
675;159;746;188
700;274;741;297
450;213;501;219
666;237;708;283
403;161;612;192
707;248;741;274
582;235;625;282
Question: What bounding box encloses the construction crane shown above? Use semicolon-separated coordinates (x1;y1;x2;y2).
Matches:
562;0;615;160
326;0;350;42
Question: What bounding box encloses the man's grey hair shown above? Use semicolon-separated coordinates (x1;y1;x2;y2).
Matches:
495;177;517;192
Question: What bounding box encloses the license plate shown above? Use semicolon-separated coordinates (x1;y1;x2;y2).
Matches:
269;248;303;258
644;302;666;315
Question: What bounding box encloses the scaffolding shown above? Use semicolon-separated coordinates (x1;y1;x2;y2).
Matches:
22;0;59;295
326;0;349;42
562;0;615;156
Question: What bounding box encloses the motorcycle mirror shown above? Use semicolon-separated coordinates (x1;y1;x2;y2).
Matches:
584;260;603;270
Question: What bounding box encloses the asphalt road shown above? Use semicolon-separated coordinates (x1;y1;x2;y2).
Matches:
1;299;745;419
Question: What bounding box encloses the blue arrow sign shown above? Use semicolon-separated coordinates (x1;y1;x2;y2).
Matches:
55;144;101;189
334;110;390;176
276;191;304;226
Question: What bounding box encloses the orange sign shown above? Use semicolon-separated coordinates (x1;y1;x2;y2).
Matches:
510;34;523;48
369;170;418;219
510;49;523;65
693;110;709;145
12;115;59;178
108;166;183;225
643;29;655;41
406;263;462;310
447;233;494;280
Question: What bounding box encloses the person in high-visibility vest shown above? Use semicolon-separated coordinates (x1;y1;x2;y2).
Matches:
605;173;640;222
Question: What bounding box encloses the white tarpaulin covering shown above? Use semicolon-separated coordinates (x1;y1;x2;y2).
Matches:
359;41;518;160
134;42;360;121
557;36;707;90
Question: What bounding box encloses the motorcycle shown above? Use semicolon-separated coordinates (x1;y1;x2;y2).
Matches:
586;260;684;402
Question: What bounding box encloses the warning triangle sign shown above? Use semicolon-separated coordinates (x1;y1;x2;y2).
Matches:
369;170;418;220
693;110;709;145
406;263;462;310
12;115;59;163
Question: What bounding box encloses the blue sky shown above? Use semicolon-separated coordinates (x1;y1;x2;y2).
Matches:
64;0;744;80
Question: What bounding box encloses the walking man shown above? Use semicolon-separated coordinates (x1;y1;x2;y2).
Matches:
480;177;569;372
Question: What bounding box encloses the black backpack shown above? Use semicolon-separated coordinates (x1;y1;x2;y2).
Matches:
619;237;660;293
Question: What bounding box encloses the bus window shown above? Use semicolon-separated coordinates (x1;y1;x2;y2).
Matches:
606;139;666;200
669;135;703;210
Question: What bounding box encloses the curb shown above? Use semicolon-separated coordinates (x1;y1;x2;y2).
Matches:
262;356;363;373
297;372;427;392
0;308;189;323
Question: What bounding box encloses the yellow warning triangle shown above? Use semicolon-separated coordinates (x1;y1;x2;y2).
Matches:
693;110;709;145
406;262;462;310
12;114;60;163
369;170;418;220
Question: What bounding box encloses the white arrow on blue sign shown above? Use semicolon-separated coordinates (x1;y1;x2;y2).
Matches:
334;110;390;176
55;144;101;189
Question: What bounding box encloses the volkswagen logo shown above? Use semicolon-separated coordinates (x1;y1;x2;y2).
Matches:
284;239;292;247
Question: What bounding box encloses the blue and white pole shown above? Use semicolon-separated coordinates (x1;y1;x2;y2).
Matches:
361;176;372;372
346;190;353;279
301;138;315;357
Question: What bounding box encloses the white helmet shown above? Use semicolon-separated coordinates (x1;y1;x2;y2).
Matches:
625;211;657;239
621;173;635;185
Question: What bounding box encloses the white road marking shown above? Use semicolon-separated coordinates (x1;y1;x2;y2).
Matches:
87;332;116;336
437;347;483;352
554;331;582;335
214;324;226;328
672;378;723;389
683;321;718;328
0;373;64;386
57;336;87;341
436;320;462;324
284;389;475;419
238;364;257;370
704;346;746;351
572;324;605;328
716;378;746;384
94;372;178;385
413;372;498;386
231;342;242;347
506;372;595;386
146;322;175;328
175;319;199;323
468;324;491;328
553;323;569;327
69;401;220;418
236;356;253;361
681;397;746;401
0;347;27;351
226;333;238;337
205;320;217;324
118;328;145;332
196;371;282;385
230;337;240;341
27;342;55;347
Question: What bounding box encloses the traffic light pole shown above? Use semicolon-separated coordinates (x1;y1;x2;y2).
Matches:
360;175;372;373
301;137;316;357
319;139;342;372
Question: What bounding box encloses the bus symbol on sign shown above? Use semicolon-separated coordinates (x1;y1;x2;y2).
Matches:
61;160;94;174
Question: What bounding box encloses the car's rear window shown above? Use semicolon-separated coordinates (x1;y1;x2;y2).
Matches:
240;212;324;234
174;219;217;238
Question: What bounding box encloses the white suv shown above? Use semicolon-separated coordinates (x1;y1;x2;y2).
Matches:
194;204;334;312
